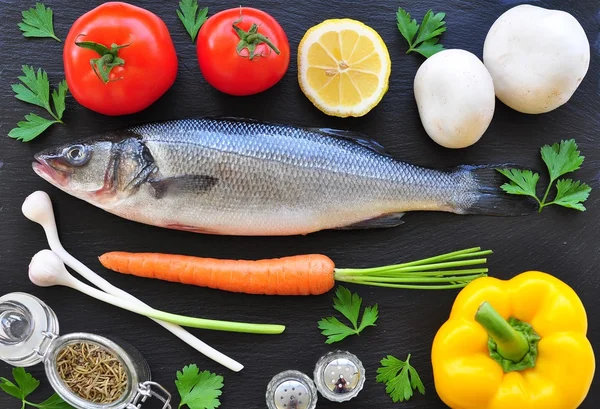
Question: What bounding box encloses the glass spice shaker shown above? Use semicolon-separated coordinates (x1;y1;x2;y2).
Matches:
313;350;365;402
0;292;171;409
265;370;318;409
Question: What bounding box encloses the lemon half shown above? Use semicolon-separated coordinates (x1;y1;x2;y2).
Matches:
298;19;391;117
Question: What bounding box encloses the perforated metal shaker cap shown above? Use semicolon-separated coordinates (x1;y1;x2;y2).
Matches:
266;370;317;409
313;350;365;402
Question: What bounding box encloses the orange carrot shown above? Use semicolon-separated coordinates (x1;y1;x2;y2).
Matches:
99;252;336;295
99;247;493;295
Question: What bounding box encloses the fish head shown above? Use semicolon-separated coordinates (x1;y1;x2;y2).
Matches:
33;136;156;206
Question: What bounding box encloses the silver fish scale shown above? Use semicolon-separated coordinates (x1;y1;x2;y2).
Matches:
116;118;475;235
130;118;422;182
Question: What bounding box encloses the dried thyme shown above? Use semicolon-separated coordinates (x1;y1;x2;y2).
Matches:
56;342;127;403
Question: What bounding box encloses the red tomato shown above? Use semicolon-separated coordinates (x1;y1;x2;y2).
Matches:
196;7;290;96
63;2;178;116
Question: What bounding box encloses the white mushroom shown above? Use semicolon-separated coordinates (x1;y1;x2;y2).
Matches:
483;4;590;114
414;49;495;149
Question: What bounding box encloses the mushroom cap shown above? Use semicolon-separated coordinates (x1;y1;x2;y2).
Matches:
483;5;590;114
414;49;495;149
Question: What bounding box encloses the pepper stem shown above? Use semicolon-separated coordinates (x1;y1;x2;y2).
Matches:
475;301;540;372
475;302;528;361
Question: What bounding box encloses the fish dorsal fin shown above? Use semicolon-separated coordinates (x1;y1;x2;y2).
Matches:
308;127;392;157
215;116;259;123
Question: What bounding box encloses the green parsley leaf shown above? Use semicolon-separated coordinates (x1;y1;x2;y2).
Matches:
36;393;74;409
376;354;425;403
332;285;361;327
396;8;419;44
9;114;58;142
541;139;584;181
13;66;51;111
497;169;540;199
12;367;39;399
177;0;208;42
175;364;223;409
357;304;379;332
396;8;446;57
10;66;68;142
18;3;60;42
549;179;591;211
497;139;591;213
415;10;447;45
0;377;23;400
1;368;72;408
317;316;356;344
412;39;444;58
318;286;378;344
51;80;68;120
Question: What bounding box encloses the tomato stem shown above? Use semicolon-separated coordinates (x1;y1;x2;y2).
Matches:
232;20;280;60
75;36;130;84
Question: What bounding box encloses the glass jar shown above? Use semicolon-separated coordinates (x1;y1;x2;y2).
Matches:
0;292;171;409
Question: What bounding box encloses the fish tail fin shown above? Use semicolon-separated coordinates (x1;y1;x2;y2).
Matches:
454;165;538;216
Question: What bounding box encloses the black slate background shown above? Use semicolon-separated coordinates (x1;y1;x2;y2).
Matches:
1;0;599;408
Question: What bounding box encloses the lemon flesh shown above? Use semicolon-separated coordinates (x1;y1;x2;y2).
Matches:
298;19;391;117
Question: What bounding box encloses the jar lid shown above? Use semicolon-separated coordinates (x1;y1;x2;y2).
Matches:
313;350;365;402
0;292;59;366
266;370;317;409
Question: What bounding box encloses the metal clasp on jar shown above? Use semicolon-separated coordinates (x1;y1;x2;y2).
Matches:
34;331;58;358
126;381;172;409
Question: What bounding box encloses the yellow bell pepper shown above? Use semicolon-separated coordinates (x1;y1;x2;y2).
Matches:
432;271;595;409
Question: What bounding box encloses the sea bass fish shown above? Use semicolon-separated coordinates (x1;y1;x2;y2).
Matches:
32;118;533;236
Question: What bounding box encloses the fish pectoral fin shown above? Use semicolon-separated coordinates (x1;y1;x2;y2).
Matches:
149;175;219;199
126;163;158;191
334;212;406;230
308;127;393;157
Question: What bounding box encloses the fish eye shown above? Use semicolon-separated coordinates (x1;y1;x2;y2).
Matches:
64;145;90;166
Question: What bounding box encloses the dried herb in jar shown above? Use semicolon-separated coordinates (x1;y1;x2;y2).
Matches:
56;342;128;403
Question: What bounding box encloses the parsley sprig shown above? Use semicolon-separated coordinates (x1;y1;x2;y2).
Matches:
396;8;446;58
175;364;224;409
177;0;208;42
376;354;425;403
9;65;68;142
19;3;60;42
0;367;72;409
497;139;591;212
317;286;378;344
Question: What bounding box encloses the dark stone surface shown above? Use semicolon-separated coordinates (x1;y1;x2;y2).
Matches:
0;0;598;408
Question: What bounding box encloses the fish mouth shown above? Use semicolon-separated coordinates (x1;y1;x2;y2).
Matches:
32;154;70;187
